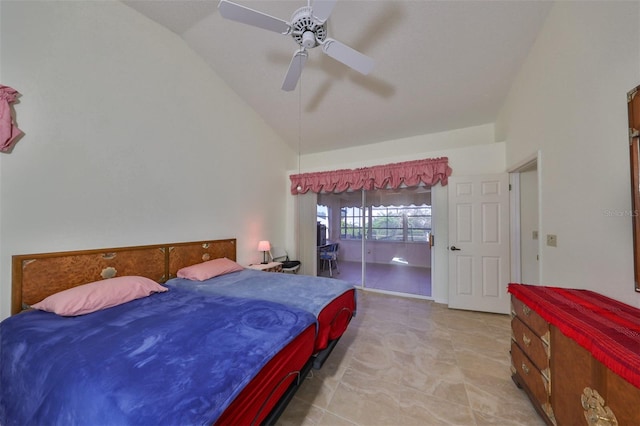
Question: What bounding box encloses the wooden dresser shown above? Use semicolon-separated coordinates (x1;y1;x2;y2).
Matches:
511;296;554;422
509;284;640;426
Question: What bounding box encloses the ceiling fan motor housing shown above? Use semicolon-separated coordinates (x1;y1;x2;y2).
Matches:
291;6;327;49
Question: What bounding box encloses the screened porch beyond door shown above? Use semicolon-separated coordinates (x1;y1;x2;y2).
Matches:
317;187;433;299
320;260;432;297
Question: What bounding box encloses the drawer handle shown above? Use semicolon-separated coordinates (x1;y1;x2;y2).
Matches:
521;363;530;375
581;387;618;426
522;305;531;316
522;334;531;346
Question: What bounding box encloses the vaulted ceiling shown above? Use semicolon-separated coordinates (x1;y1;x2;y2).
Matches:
123;0;552;154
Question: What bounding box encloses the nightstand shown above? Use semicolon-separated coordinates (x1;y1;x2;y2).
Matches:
247;262;283;273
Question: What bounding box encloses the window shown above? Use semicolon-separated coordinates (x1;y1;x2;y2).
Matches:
317;205;328;229
341;205;431;243
341;206;363;240
405;206;432;242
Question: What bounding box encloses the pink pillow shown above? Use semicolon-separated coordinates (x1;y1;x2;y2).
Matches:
31;276;168;316
177;257;244;281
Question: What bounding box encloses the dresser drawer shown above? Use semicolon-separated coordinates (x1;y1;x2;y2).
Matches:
511;340;550;407
511;296;549;343
511;316;549;374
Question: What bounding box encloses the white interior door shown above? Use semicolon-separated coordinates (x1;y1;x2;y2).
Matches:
448;174;510;314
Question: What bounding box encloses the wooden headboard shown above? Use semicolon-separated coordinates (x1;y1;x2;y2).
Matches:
11;238;237;315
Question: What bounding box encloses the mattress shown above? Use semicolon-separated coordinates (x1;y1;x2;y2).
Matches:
0;286;316;425
166;268;357;352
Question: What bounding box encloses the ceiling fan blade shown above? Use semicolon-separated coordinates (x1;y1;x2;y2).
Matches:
282;50;308;92
321;38;374;75
218;0;291;34
311;0;337;23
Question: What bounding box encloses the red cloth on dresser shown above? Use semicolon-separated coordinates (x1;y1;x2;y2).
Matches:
508;283;640;389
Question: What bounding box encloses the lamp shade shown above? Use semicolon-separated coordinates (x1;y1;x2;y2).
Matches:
257;240;271;252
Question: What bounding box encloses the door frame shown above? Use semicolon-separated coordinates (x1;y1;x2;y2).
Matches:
508;151;541;285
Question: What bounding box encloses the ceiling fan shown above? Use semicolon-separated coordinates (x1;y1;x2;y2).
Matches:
218;0;375;91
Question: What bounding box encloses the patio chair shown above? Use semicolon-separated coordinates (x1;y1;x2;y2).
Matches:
319;243;339;277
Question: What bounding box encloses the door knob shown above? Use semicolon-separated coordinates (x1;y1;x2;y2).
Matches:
450;246;461;251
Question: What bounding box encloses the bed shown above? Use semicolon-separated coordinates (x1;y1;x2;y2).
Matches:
2;238;346;425
166;269;355;352
166;265;356;365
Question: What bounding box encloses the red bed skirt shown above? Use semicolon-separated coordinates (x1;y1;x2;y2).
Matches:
214;323;316;426
315;289;356;352
508;283;640;389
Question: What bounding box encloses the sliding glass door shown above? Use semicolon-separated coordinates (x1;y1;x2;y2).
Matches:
363;188;432;297
317;192;363;283
334;192;364;285
318;187;432;298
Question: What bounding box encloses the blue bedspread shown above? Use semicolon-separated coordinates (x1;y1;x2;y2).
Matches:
166;269;355;319
0;287;316;426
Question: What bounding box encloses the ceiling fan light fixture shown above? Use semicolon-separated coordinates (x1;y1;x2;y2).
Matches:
302;31;316;48
290;6;326;48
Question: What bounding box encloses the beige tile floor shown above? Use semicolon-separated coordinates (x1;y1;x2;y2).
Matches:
277;290;547;426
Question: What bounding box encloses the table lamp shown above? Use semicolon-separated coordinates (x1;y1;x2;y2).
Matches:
258;240;271;264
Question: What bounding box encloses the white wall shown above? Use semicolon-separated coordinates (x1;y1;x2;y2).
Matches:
293;124;506;304
496;1;640;305
300;123;496;171
0;1;295;320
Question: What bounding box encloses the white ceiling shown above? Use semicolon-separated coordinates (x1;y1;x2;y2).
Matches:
123;0;552;155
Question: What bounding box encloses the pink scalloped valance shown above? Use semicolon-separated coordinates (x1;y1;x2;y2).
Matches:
290;157;452;195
